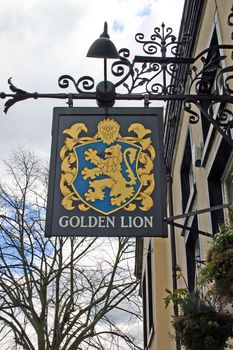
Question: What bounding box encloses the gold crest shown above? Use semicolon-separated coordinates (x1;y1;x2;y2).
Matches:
60;118;155;214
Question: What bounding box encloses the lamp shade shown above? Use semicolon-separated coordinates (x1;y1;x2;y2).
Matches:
87;22;119;59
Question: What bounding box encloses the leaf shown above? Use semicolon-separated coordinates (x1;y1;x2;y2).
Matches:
176;272;183;279
176;288;188;295
142;62;147;70
138;78;147;86
165;288;172;294
164;299;170;309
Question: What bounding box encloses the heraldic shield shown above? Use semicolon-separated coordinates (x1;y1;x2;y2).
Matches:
72;140;142;215
60;118;156;215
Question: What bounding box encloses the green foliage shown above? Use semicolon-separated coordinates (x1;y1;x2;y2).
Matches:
213;227;233;252
164;273;233;350
199;257;216;284
164;287;188;309
212;206;233;252
164;208;233;349
199;206;233;299
173;311;233;350
164;285;233;349
181;289;216;316
164;287;215;316
229;206;233;224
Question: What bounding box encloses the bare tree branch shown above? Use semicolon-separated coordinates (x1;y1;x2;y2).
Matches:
0;149;142;350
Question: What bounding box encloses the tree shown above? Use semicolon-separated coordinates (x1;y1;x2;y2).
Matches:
0;149;142;350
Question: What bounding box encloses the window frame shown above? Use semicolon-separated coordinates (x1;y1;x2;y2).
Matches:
142;240;154;349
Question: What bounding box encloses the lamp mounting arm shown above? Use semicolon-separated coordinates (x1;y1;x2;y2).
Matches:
0;19;233;147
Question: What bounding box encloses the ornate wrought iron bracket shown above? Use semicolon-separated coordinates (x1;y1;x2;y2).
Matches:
164;203;230;238
1;19;233;147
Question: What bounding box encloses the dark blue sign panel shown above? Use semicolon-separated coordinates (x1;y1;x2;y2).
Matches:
45;107;167;237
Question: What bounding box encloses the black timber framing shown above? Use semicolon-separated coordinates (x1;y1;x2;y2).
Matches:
164;0;206;170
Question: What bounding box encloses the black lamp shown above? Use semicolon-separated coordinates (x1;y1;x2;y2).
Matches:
87;22;119;107
87;22;119;59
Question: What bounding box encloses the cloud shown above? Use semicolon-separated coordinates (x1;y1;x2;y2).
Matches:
0;0;184;177
113;20;125;33
137;4;152;17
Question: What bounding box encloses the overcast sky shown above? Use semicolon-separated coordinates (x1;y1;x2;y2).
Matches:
0;0;184;175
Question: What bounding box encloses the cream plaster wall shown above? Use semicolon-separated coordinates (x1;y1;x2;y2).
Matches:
172;0;233;267
142;237;176;350
142;1;233;349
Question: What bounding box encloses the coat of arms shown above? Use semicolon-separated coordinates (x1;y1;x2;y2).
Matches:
60;118;155;214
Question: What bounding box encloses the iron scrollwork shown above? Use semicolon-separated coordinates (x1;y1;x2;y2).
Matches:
117;22;191;95
58;75;95;93
1;78;39;113
183;42;233;148
0;16;233;147
184;98;233;148
135;22;191;57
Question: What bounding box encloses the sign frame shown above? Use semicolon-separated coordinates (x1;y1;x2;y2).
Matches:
45;107;167;237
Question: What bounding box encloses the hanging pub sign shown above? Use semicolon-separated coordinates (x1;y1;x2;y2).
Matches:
45;107;167;237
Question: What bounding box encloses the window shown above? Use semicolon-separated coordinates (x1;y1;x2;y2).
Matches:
142;241;154;349
147;243;154;334
142;277;148;348
199;28;221;144
208;139;232;233
186;216;199;291
181;132;193;212
222;155;233;216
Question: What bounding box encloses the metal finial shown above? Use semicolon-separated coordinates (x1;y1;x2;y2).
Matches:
100;22;110;39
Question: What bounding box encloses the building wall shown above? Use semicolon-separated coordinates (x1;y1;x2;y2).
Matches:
141;237;176;350
139;1;233;349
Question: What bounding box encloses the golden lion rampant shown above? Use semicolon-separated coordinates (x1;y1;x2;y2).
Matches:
81;144;140;207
